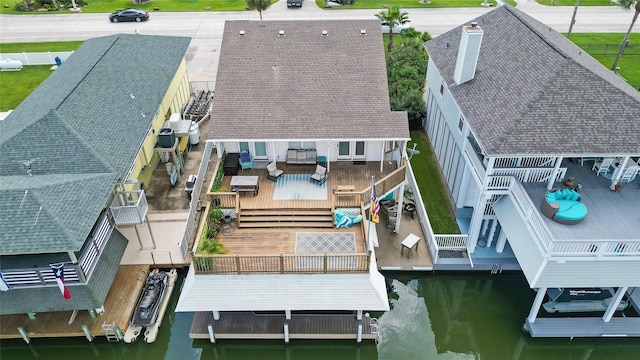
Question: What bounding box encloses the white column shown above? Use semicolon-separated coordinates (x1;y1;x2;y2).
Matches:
467;194;488;252
527;287;547;323
285;310;291;320
356;310;362;320
272;141;277;162
207;324;216;343
548;157;562;190
327;142;331;173
394;182;406;234
212;310;220;320
609;156;630;190
486;220;498;248
356;323;362;343
284;323;290;344
603;286;628;322
496;228;507;253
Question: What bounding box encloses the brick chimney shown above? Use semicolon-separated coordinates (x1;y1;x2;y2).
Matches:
453;21;484;85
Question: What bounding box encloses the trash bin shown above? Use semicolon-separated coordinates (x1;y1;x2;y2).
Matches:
184;175;197;199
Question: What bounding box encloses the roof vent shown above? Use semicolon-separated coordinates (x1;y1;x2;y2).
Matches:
239;30;246;36
360;29;367;35
278;30;285;36
321;30;328;36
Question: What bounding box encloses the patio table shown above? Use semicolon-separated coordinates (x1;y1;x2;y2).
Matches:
231;176;259;196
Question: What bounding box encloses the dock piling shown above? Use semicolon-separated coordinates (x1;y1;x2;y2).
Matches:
284;323;290;344
207;324;216;343
17;326;30;344
82;324;94;342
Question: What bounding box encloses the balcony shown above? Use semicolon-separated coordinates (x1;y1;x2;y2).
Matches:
109;190;148;225
492;160;640;288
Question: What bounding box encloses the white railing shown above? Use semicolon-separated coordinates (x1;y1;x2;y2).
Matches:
492;167;566;184
508;178;640;258
79;214;113;278
109;190;148;225
1;265;80;287
494;156;556;168
434;234;469;250
0;51;74;65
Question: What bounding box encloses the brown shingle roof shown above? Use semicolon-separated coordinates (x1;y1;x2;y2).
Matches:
208;20;409;142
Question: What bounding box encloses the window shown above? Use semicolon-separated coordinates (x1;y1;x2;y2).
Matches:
288;142;316;150
439;82;445;96
458;116;465;133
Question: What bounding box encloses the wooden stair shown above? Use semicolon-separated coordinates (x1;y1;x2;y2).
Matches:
238;209;334;228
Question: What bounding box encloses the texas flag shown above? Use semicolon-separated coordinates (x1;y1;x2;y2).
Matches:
51;264;72;300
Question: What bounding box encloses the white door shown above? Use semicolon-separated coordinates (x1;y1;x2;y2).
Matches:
239;141;268;160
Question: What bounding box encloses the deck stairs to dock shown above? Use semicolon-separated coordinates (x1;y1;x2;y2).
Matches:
101;322;122;342
238;208;334;228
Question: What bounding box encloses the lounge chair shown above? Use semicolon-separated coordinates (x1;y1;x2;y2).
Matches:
310;164;327;183
266;162;283;181
239;150;253;170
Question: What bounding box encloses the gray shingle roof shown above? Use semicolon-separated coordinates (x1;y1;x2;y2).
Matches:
0;34;190;255
208;20;410;142
424;5;640;156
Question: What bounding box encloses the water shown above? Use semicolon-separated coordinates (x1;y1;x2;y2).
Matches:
1;271;639;360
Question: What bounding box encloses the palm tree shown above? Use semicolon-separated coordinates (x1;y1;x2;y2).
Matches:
376;6;410;52
611;0;640;71
566;0;580;39
246;0;272;20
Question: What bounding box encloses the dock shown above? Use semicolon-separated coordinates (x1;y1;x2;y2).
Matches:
189;311;378;341
0;265;149;341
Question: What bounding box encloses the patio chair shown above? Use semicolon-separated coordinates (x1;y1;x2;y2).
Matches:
310;164;327;183
238;150;253;170
620;166;639;183
266;162;283;181
592;158;613;176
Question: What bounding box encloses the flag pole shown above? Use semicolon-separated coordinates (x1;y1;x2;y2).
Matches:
367;176;374;252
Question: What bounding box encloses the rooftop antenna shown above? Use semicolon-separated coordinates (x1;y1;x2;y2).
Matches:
18;158;39;176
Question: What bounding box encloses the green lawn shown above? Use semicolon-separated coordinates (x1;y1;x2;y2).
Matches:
0;41;84;53
315;0;508;9
0;66;55;111
535;0;614;5
409;131;460;234
570;33;640;89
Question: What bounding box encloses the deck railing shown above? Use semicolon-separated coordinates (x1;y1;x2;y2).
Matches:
508;178;640;258
0;263;82;287
193;253;370;274
109;190;148;225
434;234;469;251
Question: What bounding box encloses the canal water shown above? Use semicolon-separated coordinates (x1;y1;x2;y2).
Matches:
1;271;638;360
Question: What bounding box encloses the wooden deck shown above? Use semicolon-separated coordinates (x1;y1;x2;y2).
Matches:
217;227;367;256
0;265;149;341
190;311;377;341
220;161;397;210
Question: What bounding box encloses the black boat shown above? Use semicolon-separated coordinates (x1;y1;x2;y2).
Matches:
131;271;169;327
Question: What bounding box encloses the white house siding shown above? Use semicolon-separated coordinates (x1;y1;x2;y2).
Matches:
536;261;640;288
492;196;546;286
175;267;390;312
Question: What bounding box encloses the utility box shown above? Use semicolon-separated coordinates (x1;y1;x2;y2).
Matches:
158;127;175;148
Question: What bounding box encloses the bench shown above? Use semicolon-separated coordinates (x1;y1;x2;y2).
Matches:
336;185;355;192
286;149;317;165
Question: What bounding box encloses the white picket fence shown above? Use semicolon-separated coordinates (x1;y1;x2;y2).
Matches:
0;51;74;65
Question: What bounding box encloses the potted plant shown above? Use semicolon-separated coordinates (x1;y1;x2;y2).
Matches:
614;182;622;192
563;177;575;187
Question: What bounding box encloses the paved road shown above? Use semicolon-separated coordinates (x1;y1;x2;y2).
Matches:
1;0;637;82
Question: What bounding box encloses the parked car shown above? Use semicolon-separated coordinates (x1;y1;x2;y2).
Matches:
109;9;150;23
287;0;302;7
381;21;407;34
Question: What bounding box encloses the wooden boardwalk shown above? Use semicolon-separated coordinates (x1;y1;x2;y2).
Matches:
0;265;149;341
190;311;377;341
